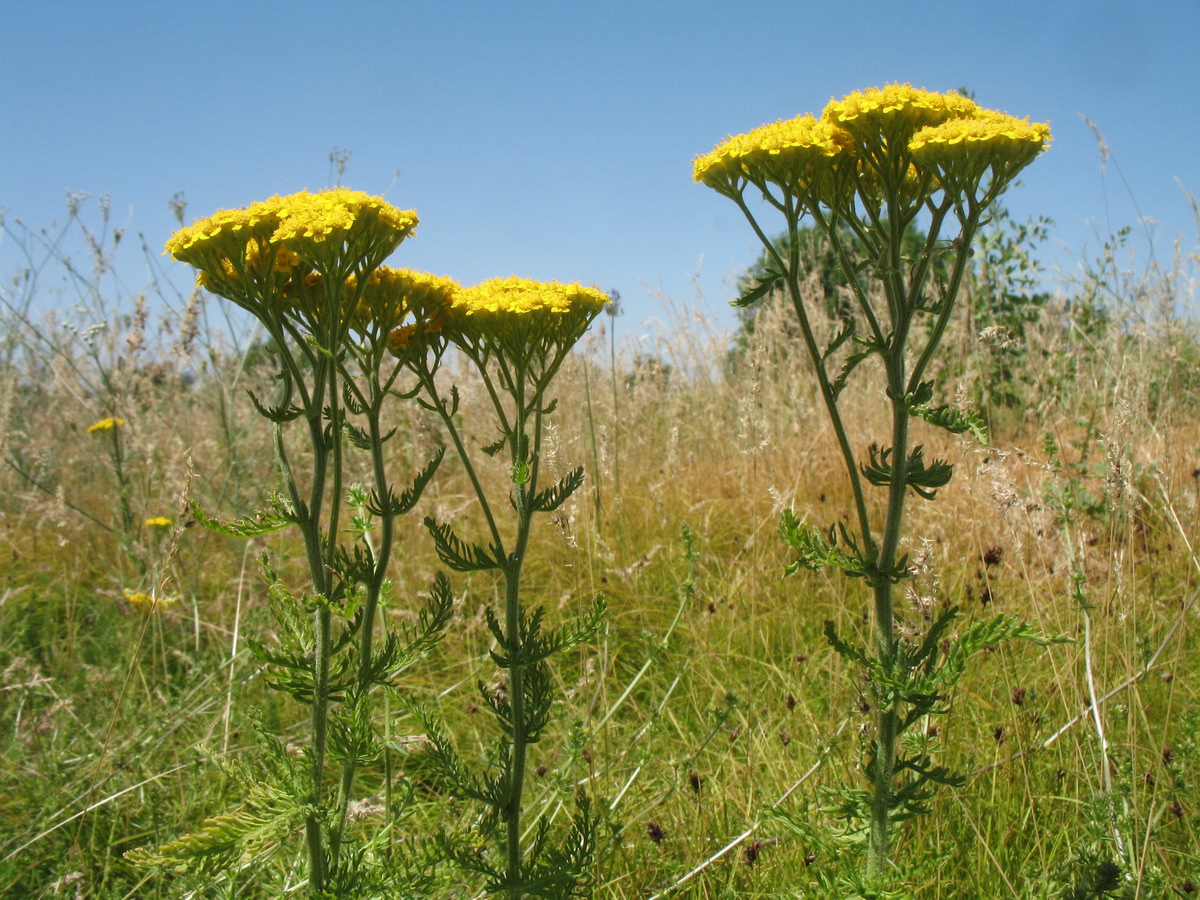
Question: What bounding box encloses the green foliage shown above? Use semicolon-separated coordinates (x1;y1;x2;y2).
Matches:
779;511;907;585
967;205;1054;410
528;465;585;513
859;444;954;500
191;496;293;537
126;721;308;878
424;516;503;571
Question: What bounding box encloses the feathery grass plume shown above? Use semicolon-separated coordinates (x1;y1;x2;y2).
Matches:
403;275;609;899
695;82;1057;888
137;190;450;897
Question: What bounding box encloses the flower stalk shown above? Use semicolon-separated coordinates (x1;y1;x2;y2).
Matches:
402;276;609;899
132;190;452;897
695;84;1055;884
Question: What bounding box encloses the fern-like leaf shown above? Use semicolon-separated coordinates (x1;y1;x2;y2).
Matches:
529;466;585;513
191;502;291;538
424;517;502;572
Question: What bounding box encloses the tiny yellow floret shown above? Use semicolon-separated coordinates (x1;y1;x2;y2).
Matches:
87;417;126;433
143;517;172;528
123;588;179;613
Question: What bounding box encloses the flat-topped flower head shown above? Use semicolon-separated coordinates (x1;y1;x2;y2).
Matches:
448;276;609;366
268;189;417;274
693;114;852;201
166;190;418;319
167;196;298;310
340;267;458;355
165;198;282;269
910;111;1051;190
356;267;459;331
822;84;980;142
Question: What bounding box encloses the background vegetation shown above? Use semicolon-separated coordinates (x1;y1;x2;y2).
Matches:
1;189;1198;897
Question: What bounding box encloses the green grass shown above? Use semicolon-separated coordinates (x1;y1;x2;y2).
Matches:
1;200;1199;898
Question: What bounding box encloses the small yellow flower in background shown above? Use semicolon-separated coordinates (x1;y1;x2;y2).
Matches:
122;588;179;613
143;517;172;528
87;417;126;433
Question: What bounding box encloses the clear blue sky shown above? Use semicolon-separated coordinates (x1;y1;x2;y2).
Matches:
3;1;1197;337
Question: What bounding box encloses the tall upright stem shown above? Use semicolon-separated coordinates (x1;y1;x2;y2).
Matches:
330;378;396;865
503;387;536;900
867;356;911;878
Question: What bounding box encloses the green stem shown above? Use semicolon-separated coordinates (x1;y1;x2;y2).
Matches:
581;361;603;527
867;359;910;879
503;377;535;900
330;368;396;865
416;363;506;555
736;193;875;553
608;313;621;528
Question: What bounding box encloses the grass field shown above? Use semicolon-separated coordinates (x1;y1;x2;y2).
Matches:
1;197;1198;898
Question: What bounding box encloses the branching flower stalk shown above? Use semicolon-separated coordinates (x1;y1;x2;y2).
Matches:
130;190;452;897
399;277;609;899
695;85;1057;882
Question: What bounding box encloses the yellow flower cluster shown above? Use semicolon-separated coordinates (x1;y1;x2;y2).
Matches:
823;83;980;137
123;588;178;613
167;190;416;262
143;517;172;528
87;416;126;433
352;267;459;338
165;190;418;314
910;111;1051;172
165;202;276;261
454;276;609;317
694;83;1050;207
268;189;418;251
692;114;849;196
447;277;610;361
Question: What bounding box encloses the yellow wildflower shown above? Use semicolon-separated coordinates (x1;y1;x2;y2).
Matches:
454;277;609;318
123;588;179;613
693;114;852;200
351;267;459;337
166;189;419;317
87;416;126;433
164;198;281;268
268;189;418;273
143;517;172;528
448;277;609;362
910;111;1051;169
822;84;979;140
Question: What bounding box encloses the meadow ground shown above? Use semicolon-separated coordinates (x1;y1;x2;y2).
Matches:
1;202;1198;897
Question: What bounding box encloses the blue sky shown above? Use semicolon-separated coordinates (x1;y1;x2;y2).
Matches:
3;0;1197;337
